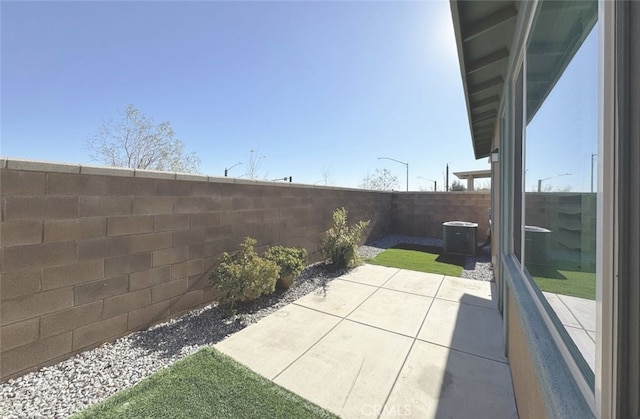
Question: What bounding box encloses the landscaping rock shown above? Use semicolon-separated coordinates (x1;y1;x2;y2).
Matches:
0;235;493;418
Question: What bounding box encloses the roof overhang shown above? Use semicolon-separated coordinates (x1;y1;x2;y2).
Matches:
450;1;519;159
450;1;597;160
453;169;492;180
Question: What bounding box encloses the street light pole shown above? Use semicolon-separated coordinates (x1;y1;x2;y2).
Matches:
378;157;409;191
537;172;572;192
417;176;437;191
225;162;242;177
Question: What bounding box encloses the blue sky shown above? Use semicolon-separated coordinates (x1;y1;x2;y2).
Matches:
1;0;589;191
526;23;598;193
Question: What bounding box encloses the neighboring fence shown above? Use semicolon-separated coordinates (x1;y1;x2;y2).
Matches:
525;192;597;270
0;159;490;381
391;192;491;240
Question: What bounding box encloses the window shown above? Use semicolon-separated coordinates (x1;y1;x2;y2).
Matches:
523;0;598;388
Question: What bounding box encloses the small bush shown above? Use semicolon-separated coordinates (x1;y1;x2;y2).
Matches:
264;246;308;289
449;180;466;191
321;207;370;269
209;237;280;311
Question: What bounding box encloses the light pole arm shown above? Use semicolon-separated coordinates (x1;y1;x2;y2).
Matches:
225;162;243;177
378;157;409;191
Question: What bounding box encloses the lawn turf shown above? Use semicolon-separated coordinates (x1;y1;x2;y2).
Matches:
527;264;596;300
73;347;337;419
368;247;463;277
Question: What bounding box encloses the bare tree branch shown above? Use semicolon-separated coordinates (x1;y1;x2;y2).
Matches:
244;149;266;180
321;166;334;186
86;105;200;173
359;168;399;190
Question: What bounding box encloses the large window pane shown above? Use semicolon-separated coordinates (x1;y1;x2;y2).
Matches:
524;0;598;379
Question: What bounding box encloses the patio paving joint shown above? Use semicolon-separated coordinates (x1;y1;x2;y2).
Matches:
216;266;517;418
555;294;593;334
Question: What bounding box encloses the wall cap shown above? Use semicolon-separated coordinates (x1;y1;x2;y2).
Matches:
0;157;492;194
5;158;80;174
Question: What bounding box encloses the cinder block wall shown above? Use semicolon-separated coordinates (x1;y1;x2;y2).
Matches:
391;192;491;240
0;159;489;381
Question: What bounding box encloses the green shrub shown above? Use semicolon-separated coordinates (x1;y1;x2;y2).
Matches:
264;246;308;289
209;237;280;311
321;207;370;269
449;180;466;191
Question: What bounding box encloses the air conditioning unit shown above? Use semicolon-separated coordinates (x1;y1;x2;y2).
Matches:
524;225;552;266
443;221;478;256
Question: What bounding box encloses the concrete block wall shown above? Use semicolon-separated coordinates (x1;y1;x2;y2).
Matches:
0;159;489;381
390;192;491;241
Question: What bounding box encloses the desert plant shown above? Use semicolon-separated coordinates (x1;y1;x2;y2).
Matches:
209;237;280;311
321;207;370;269
449;180;466;191
264;246;308;289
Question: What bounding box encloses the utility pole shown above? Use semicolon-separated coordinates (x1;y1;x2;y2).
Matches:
446;163;449;192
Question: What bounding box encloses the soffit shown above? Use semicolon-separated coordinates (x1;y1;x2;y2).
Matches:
526;1;597;122
450;0;519;159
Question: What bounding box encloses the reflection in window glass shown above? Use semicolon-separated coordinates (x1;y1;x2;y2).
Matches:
524;0;598;376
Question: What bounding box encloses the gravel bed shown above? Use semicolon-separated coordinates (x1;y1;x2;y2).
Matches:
1;236;493;418
0;263;346;419
359;234;494;282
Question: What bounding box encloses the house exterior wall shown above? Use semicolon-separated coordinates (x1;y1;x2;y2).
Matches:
450;0;603;415
0;159;490;381
507;293;548;419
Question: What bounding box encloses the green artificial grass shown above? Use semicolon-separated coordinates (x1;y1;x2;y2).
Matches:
368;247;463;277
73;347;337;419
528;264;596;300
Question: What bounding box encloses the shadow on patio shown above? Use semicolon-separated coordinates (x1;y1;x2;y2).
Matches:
215;264;518;418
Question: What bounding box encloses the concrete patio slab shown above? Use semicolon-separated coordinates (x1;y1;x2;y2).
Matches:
382;340;517;419
436;276;496;308
216;265;516;418
540;292;596;373
294;279;377;317
273;320;414;418
556;294;596;332
341;264;399;287
215;304;340;379
382;270;444;297
418;298;506;363
348;288;433;337
565;325;596;371
542;292;582;329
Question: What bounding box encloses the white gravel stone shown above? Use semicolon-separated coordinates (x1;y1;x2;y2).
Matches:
0;236;493;418
359;234;494;282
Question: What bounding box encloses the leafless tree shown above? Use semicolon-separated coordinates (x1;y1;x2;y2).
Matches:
244;149;266;180
474;180;491;191
86;105;199;173
530;184;573;193
359;168;399;191
320;166;334;186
